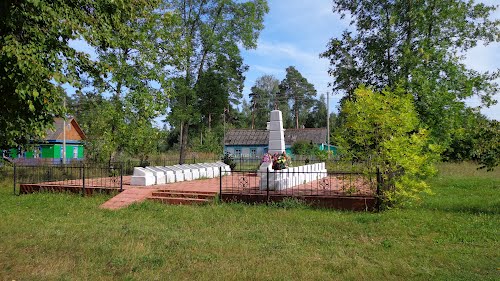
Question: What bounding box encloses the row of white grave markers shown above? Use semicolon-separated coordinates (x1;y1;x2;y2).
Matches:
259;162;328;191
130;162;231;186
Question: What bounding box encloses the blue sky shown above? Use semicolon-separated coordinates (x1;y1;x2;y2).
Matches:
241;0;500;120
69;0;500;121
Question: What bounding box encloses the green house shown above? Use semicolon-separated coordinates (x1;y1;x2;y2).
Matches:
7;117;86;163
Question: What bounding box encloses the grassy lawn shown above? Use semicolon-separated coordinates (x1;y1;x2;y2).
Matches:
0;163;498;280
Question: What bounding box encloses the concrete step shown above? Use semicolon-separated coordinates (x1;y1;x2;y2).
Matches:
151;191;216;199
148;196;211;205
155;189;218;195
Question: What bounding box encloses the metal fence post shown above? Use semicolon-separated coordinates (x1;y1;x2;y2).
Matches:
219;166;222;201
81;165;86;196
120;163;123;192
13;163;17;195
266;167;270;203
376;167;382;211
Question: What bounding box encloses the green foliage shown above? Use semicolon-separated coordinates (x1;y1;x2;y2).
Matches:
442;109;499;171
192;128;224;155
0;0;109;148
304;94;328;128
197;69;228;129
279;66;317;129
336;86;440;206
291;140;316;156
165;0;269;163
473;119;499;171
442;109;484;162
70;94;117;162
249;75;280;129
321;0;500;148
68;0;169;163
222;152;237;170
313;149;328;162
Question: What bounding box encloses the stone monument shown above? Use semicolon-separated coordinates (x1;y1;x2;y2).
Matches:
259;110;285;190
267;110;285;154
258;109;328;191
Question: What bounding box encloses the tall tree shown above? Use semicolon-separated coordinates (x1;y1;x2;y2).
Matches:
163;0;268;163
239;99;253;128
305;94;328;128
279;66;317;129
249;75;279;129
0;0;123;148
81;0;170;163
197;68;228;130
321;0;500;146
69;92;117;162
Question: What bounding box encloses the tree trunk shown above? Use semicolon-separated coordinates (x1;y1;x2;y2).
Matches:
251;106;255;129
208;112;212;130
295;106;299;129
179;121;189;164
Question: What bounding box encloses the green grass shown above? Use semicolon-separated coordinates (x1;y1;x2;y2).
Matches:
0;163;499;280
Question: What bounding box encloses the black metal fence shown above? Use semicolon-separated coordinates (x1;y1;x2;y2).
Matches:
220;169;377;199
13;163;123;195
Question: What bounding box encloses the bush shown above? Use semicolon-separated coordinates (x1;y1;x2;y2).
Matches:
222;152;237;170
336;86;440;207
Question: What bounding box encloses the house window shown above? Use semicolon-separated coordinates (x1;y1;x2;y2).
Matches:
250;148;257;157
235;148;242;156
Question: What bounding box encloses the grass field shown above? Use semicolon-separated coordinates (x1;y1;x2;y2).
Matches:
0;162;498;280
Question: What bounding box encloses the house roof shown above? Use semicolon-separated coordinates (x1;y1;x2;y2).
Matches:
45;117;86;141
224;128;327;146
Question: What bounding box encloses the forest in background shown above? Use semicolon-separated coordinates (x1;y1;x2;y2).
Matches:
1;0;498;173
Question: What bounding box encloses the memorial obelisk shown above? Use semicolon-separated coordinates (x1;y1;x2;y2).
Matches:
267;110;285;154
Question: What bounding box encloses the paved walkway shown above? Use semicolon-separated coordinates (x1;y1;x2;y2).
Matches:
100;188;158;210
100;177;222;210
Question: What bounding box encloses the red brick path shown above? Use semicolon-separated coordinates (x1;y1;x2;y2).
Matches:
100;177;222;210
99;188;157;210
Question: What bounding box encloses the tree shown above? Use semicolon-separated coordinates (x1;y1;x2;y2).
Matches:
473;119;500;171
305;94;328;128
69;93;116;162
321;0;500;147
0;0;116;148
239;99;253;128
291;140;316;156
336;86;440;207
76;0;170;163
329;112;338;138
249;75;279;129
197;69;228;130
442;108;484;161
279;66;316;129
163;0;268;163
275;87;293;129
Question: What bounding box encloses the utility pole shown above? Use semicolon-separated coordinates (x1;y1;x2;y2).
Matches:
62;98;66;164
326;91;330;159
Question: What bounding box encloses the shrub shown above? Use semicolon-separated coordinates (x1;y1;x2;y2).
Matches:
222;152;237;170
335;86;440;207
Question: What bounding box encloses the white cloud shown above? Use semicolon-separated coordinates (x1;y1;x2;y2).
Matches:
251;65;286;74
243;39;333;96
